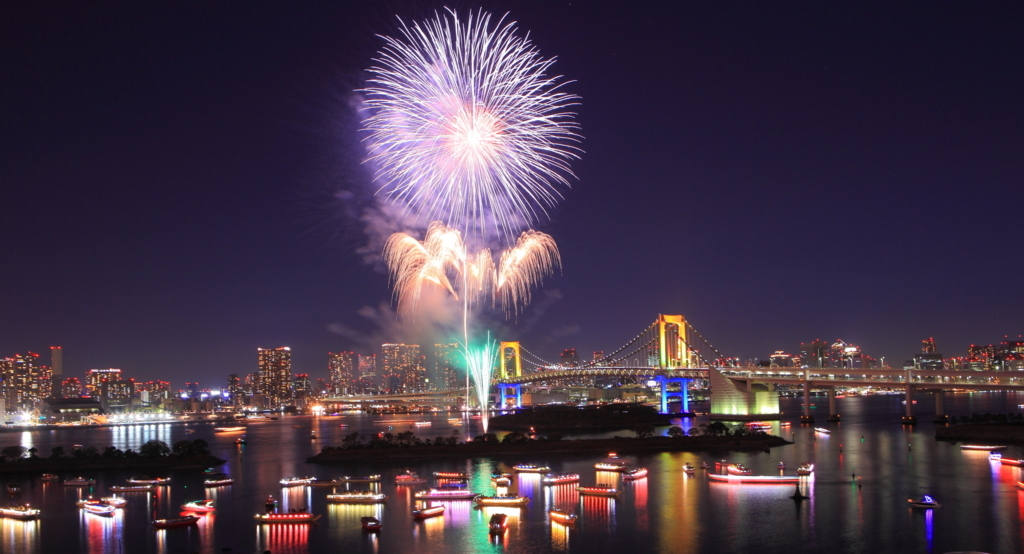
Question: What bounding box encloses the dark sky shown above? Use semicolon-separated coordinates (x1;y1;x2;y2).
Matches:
2;2;1022;386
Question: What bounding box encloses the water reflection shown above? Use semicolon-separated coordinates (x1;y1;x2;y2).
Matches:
255;521;310;554
0;519;39;553
550;518;570;551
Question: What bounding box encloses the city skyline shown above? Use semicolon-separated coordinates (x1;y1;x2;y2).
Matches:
2;2;1022;385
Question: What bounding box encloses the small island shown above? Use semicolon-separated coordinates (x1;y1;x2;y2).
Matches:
935;413;1024;444
488;403;677;431
0;439;225;474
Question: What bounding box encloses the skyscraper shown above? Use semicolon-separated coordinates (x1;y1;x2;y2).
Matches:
50;346;63;399
86;368;122;397
433;343;461;390
328;352;357;394
560;349;579;367
382;344;422;393
257;347;292;408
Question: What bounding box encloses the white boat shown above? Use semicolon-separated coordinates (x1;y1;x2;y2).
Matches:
474;494;529;507
594;461;628;472
623;467;648;480
0;505;41;520
342;475;381;483
576;485;620;497
708;473;801;484
110;485;155;492
279;476;316;486
907;495;940;508
542;473;579;485
126;476;171;485
63;477;95;486
683;463;695;475
727;464;752;475
307;478;343;487
414;488;479;500
326;492;387;504
960;444;1007;451
101;496;127;508
83;503;115;516
796;463;815;476
181;499;215;512
990;452;1003;461
549;509;577;526
814;427;831;434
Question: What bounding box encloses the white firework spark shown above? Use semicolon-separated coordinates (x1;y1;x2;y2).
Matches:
362;8;582;241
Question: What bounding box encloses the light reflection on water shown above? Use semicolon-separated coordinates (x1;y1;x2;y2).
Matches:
4;393;1024;553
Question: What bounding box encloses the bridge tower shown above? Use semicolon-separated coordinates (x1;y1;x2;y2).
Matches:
657;315;691;369
499;342;522;380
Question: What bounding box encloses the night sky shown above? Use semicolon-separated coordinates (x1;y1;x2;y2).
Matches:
3;2;1022;386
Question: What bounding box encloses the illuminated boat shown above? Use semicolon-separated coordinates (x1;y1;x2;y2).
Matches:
342;475;381;483
708;473;801;484
777;462;786;469
623;467;648;480
780;422;792;427
361;516;382;531
414;421;432;427
474;494;530;507
796;463;815;476
683;463;695;475
213;426;246;433
204;476;234;487
959;445;1007;451
727;464;752;475
494;476;512;486
40;473;59;481
512;464;550;473
576;485;620;497
907;495;940;509
1017;481;1024;490
326;491;387;504
102;496;127;508
153;515;200;528
0;505;40;520
549;509;577;525
279;476;316;486
127;476;171;485
814;428;831;434
594;461;628;472
395;472;427;485
433;471;468;479
235;437;246;445
110;485;155;492
7;484;21;494
181;499;215;512
700;462;710;470
1000;458;1024;467
989;452;1003;461
254;512;321;524
747;421;772;430
307;478;343;487
414;488;479;500
542;473;580;485
488;513;508;534
83;503;116;516
413;505;445;519
63;477;95;486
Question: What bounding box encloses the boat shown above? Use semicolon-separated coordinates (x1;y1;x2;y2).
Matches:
102;496;127;508
727;464;752;475
111;481;154;489
326;491;387;504
83;503;116;516
549;509;577;525
494;476;512;486
708;473;801;484
204;477;234;487
0;505;40;520
414;488;479;501
63;477;95;486
184;428;195;434
213;426;246;433
959;445;1007;451
433;471;468;479
7;484;21;494
594;461;628;471
777;462;786;470
40;473;59;481
342;475;381;483
126;476;171;485
279;476;316;486
814;427;831;434
623;467;648;480
989;452;1003;461
700;462;710;470
907;495;940;508
683;463;695;475
542;473;580;485
412;505;445;519
181;499;215;512
488;513;508;534
361;516;382;531
780;422;792;427
414;421;432;427
1000;458;1024;467
1018;481;1024;490
576;485;621;497
512;464;550;473
254;512;321;523
796;463;815;476
747;421;772;430
235;437;246;445
474;494;530;507
307;478;343;487
395;472;427;485
153;515;200;528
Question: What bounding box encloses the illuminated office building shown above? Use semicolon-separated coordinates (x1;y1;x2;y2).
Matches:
433;343;461;390
328;352;357;394
257;347;292;408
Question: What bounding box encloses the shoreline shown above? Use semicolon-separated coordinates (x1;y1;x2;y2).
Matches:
0;454;226;474
307;435;791;463
935;424;1024;444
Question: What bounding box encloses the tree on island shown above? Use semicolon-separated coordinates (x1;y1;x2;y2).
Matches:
1;445;27;461
140;440;171;458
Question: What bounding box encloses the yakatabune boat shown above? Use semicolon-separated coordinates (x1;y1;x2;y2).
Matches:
181;499;215;512
0;505;41;520
254;512;321;523
326;492;387;504
576;485;620;497
412;506;445;519
512;464;550;473
623;467;648;480
395;472;427;485
152;515;200;528
474;494;530;507
549;509;577;525
414;488;479;500
542;473;580;485
708;473;801;484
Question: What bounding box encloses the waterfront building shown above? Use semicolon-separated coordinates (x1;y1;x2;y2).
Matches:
328;352;357;394
85;368;122;397
382;344;423;393
433;343;460;390
226;374;241;401
61;377;82;398
769;351;794;367
257;347;292;408
914;338;944;370
0;352;50;412
799;340;829;368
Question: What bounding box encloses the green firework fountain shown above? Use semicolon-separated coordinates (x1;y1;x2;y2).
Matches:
463;333;499;434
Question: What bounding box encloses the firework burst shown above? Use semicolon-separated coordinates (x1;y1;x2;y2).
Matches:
362;8;582;241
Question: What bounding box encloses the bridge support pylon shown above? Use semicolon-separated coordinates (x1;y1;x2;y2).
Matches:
655;376;690;415
932;391;948;423
800;379;814;424
499;384;522;409
901;384;917;425
826;387;841;422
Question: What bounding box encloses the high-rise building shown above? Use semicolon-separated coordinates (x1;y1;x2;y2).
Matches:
85;368;122;397
434;343;461;390
592;351;605;364
226;374;241;401
328;352;357;394
382;344;422;393
770;351;794;367
922;338;937;354
560;349;579;367
257;347;292;407
50;346;63;398
61;377;82;398
1;352;50;411
799;340;830;368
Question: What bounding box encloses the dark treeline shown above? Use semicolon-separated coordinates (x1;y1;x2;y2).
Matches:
0;439;211;463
